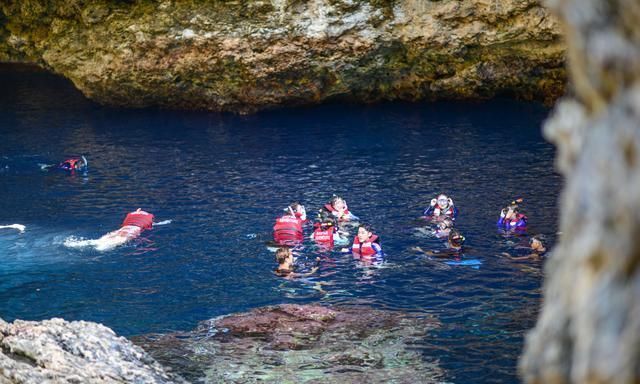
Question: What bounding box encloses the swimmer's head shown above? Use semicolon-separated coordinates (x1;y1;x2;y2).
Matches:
530;235;546;252
286;202;305;218
275;247;293;264
330;195;346;211
506;198;523;212
448;229;465;247
437;194;450;208
357;224;373;243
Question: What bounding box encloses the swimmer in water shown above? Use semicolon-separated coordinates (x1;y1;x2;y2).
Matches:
424;194;458;220
310;216;349;249
349;224;383;261
272;202;307;247
413;229;466;257
323;195;358;222
497;198;527;229
65;208;157;251
44;156;88;172
502;235;547;260
434;217;454;238
274;247;318;278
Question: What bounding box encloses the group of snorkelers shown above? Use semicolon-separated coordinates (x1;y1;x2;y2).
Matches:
269;193;548;277
1;156;547;268
272;195;383;277
417;194;545;259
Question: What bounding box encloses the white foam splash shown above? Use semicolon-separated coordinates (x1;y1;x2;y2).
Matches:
153;219;172;226
0;224;26;233
63;235;128;252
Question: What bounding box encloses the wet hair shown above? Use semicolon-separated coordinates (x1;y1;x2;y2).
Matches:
289;201;302;211
358;223;373;233
322;217;336;228
330;195;344;206
529;235;545;245
275;247;292;264
448;229;465;247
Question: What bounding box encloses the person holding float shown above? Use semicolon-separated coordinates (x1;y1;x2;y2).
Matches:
322;195;359;222
497;198;528;230
349;224;383;261
424;194;458;220
272;202;307;246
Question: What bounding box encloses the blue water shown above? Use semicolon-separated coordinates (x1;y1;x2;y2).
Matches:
0;65;560;383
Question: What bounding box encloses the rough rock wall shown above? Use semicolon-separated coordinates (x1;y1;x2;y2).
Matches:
1;0;565;113
520;0;640;383
0;317;185;383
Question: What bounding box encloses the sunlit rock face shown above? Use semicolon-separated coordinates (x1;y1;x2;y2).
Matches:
1;0;564;113
0;317;184;383
520;1;640;383
134;304;443;383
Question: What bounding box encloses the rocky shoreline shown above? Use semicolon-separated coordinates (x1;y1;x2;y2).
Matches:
0;304;441;383
0;317;184;383
1;0;565;113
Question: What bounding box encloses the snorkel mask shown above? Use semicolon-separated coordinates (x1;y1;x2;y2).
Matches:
437;195;449;208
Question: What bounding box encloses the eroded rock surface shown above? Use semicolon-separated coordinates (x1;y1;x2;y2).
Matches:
135;304;442;383
520;0;640;383
1;0;565;112
0;317;184;383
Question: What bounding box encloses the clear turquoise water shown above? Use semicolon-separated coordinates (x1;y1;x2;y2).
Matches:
0;66;560;383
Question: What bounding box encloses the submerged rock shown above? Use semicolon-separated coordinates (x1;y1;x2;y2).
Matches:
1;0;565;113
520;0;640;383
134;304;443;383
0;317;184;383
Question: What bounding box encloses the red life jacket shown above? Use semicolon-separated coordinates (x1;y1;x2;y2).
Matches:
324;203;350;219
273;215;303;244
59;157;81;171
433;204;454;217
121;210;154;230
351;234;380;257
313;226;335;248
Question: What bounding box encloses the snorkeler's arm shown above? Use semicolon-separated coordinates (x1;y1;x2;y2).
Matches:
423;206;435;216
371;243;383;256
291;266;319;278
412;246;434;256
502;251;538;260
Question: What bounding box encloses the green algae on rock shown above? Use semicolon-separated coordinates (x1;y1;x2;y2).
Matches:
134;304;444;383
1;0;565;112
